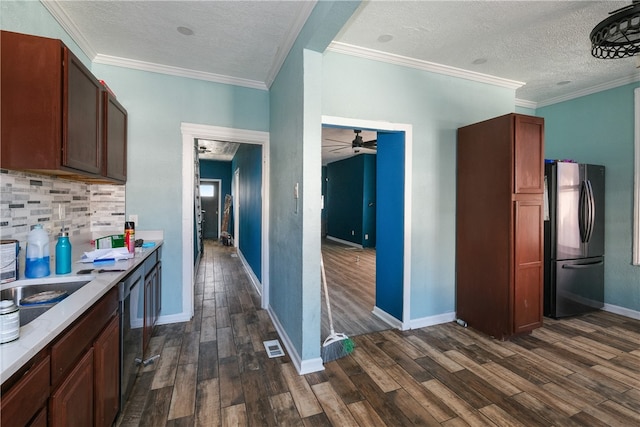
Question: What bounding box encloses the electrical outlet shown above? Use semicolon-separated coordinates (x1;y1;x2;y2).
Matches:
351;230;355;236
129;214;138;225
365;234;369;240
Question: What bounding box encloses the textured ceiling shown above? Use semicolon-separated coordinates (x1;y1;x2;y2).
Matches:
44;0;640;163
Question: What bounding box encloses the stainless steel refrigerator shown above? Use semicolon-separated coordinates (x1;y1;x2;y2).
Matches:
544;161;605;318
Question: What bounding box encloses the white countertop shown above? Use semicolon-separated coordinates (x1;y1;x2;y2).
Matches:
0;239;163;384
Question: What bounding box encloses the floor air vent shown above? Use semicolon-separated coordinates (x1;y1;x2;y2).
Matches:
263;339;285;358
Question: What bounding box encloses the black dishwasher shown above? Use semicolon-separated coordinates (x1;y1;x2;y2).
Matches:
118;268;144;411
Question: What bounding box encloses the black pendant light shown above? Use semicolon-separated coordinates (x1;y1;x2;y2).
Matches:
591;1;640;58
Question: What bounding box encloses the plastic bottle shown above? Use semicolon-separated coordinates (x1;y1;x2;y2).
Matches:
55;232;72;275
25;224;50;278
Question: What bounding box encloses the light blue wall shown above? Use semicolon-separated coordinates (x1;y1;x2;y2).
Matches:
322;52;518;320
269;1;359;363
91;65;268;316
537;83;640;312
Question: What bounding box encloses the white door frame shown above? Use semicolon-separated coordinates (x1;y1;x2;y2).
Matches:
233;168;240;248
181;123;270;319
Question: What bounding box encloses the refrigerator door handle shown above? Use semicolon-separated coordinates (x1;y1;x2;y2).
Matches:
585;180;595;243
578;180;595;243
561;260;604;269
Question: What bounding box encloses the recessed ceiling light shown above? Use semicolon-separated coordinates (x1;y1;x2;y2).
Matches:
177;26;194;36
472;58;487;65
377;34;393;43
557;80;571;86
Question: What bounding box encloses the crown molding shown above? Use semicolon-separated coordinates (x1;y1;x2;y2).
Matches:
40;0;97;59
327;41;525;90
94;54;268;91
515;98;538;109
535;73;640;108
265;0;316;88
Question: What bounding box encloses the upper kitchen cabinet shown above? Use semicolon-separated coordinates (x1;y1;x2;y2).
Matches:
1;30;127;184
103;92;128;182
456;113;544;340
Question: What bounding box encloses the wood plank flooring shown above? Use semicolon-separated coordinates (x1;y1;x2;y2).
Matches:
117;239;640;426
321;238;388;337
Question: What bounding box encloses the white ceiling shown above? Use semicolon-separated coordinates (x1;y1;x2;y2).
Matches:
42;0;640;163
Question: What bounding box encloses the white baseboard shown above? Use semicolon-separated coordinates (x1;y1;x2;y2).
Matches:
603;303;640;320
267;305;325;375
237;249;262;296
372;306;405;329
326;235;363;249
408;311;457;330
156;312;192;326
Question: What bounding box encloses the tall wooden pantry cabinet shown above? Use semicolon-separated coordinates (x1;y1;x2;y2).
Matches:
456;113;544;340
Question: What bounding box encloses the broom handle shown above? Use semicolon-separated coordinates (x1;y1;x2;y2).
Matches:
320;254;336;335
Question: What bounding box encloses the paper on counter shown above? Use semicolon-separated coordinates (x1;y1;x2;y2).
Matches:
80;247;133;263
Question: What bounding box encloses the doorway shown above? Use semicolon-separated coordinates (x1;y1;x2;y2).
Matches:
200;179;221;240
322;116;412;330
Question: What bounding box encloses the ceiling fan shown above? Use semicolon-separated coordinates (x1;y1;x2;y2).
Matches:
351;129;376;152
324;129;377;155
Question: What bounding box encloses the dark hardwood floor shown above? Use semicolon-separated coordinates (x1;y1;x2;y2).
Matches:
117;239;640;426
321;238;388;338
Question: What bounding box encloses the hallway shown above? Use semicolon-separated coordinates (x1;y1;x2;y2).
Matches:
117;240;640;426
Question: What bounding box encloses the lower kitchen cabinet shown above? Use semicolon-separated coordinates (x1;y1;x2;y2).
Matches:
143;249;162;355
49;349;94;427
0;353;50;427
94;315;120;427
1;288;119;427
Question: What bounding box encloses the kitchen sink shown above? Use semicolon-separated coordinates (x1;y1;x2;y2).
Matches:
0;278;92;326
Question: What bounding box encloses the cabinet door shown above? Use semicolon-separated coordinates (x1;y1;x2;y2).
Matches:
144;270;155;352
513;115;544;194
94;315;120;427
104;91;127;182
513;200;544;333
63;47;102;175
50;348;94;427
155;262;162;321
1;31;63;170
0;355;50;427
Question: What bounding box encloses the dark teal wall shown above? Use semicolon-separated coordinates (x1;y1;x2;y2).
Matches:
200;160;232;197
362;154;377;247
325;154;376;246
232;144;263;281
375;132;405;320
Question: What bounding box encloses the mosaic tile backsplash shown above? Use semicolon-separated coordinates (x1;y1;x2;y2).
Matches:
0;169;125;250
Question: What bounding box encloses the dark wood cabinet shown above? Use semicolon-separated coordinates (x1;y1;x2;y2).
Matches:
0;30;126;183
94;315;120;427
103;92;128;182
0;354;50;427
456;113;544;339
50;348;94;427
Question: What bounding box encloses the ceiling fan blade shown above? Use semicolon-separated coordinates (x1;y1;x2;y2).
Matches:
362;139;377;149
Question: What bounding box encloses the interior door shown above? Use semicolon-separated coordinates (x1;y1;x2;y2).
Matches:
201;181;220;239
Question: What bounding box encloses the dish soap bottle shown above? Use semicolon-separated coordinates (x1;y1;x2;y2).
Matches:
55;231;72;275
25;224;50;278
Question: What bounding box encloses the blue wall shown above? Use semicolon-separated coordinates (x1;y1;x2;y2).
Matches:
200;160;232;197
231;144;263;281
325;154;376;247
376;132;405;320
537;83;640;312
